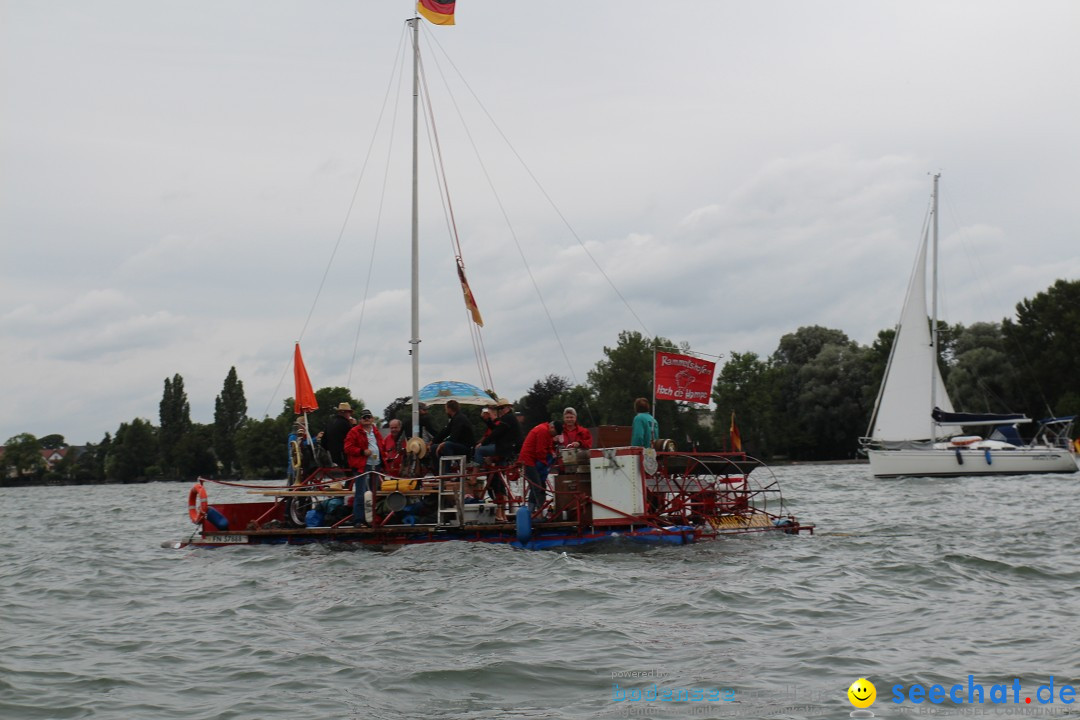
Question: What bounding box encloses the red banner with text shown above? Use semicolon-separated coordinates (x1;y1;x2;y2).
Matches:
654;351;715;405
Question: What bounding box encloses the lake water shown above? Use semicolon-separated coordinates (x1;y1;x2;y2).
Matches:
3;463;1078;719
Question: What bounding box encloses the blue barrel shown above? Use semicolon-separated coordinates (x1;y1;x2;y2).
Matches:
304;509;324;528
516;506;532;545
206;506;229;530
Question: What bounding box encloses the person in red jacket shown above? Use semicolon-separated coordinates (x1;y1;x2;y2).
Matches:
345;409;383;526
519;420;562;514
560;407;592;450
380;418;404;475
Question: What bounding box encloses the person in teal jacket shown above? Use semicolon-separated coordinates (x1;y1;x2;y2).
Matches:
630;397;658;448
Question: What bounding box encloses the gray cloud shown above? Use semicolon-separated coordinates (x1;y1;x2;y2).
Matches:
2;1;1077;443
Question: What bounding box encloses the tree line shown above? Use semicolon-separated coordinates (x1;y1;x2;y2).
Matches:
711;278;1080;460
3;279;1077;482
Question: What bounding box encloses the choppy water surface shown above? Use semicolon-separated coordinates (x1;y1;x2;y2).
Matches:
3;464;1079;719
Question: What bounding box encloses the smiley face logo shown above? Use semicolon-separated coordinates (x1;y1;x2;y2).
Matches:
848;678;876;708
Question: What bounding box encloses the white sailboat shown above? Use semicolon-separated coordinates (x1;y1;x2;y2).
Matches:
862;174;1077;478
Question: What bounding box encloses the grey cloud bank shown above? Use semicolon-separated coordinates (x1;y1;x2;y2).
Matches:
2;1;1077;444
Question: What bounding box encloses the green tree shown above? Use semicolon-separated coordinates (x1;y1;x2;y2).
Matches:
93;433;112;479
769;326;873;459
586;331;659;425
945;322;1024;414
1002;279;1080;417
314;387;363;418
72;443;102;483
793;342;876;459
213;367;248;476
518;375;571;428
2;433;45;480
236;417;291;479
865;328;895;398
550;385;598;428
769;326;849;457
585;331;707;450
711;351;778;455
44;447;77;481
159;374;192;477
773;325;850;367
69;433;112;482
383;395;412;424
105;419;158;482
39;434;67;450
175;423;219;479
930;320;964;387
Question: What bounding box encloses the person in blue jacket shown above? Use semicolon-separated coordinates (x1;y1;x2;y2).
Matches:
630;397;658;448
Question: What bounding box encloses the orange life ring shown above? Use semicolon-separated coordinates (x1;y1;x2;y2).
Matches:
188;483;209;523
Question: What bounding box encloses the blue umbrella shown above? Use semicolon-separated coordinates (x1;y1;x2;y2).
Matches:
418;380;497;406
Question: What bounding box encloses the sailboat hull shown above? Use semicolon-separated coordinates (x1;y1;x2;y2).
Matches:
867;447;1077;479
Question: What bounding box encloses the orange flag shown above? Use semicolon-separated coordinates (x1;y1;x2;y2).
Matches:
457;259;483;327
729;411;743;452
293;343;318;414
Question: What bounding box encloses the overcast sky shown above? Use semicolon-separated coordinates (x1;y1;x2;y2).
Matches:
3;1;1079;445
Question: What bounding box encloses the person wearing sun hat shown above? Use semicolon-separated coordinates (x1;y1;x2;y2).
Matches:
323;401;355;466
468;398;519;521
472;397;520;466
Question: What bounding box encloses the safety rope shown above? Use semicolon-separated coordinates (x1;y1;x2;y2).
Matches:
417;45;496;394
264;25;411;418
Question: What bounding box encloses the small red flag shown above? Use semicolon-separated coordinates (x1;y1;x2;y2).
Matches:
293;343;319;415
418;0;455;25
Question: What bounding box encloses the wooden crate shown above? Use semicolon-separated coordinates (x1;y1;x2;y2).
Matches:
594;425;631;448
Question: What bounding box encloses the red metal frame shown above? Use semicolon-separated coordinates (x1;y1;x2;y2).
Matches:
188;446;813;544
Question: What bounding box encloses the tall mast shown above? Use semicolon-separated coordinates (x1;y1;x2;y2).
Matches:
929;172;941;440
409;17;421;439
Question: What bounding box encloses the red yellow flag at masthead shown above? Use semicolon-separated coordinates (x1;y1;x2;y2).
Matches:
418;0;455;25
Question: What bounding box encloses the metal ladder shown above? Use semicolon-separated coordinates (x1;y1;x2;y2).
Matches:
437;455;466;527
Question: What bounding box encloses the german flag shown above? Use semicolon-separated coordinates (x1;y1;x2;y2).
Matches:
729;411;743;452
418;0;455;26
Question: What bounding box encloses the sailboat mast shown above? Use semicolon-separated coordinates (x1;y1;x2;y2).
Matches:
409;17;421;439
929;172;941;440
